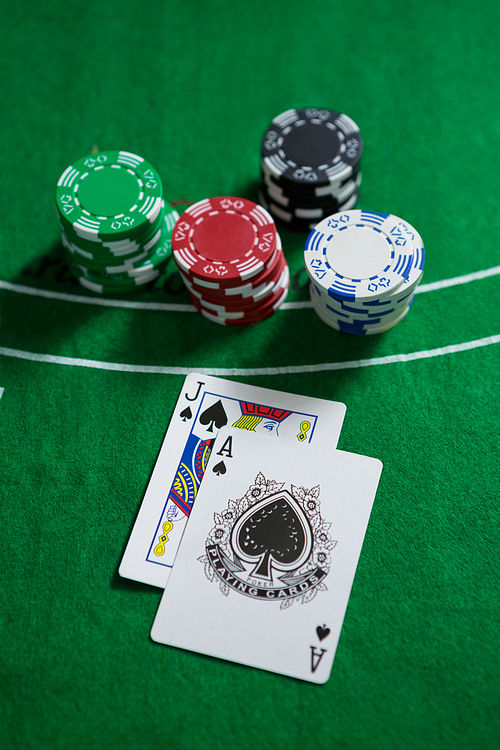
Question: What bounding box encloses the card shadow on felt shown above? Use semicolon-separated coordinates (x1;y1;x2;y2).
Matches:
109;566;161;595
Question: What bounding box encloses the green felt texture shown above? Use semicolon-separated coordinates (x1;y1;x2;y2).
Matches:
1;0;500;748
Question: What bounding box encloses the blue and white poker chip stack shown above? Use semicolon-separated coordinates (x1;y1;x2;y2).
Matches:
304;210;425;335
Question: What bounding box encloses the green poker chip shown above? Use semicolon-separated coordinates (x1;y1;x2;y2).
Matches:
62;233;152;273
70;263;160;291
60;207;167;270
59;203;164;260
75;272;160;295
55;150;164;242
55;149;180;295
57;196;166;255
68;222;172;283
62;206;178;294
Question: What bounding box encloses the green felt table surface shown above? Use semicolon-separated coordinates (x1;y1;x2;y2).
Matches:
1;0;499;748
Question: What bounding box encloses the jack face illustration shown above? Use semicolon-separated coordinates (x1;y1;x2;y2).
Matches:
231;402;292;436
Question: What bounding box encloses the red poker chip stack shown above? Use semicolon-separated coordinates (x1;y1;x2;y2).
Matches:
172;196;289;326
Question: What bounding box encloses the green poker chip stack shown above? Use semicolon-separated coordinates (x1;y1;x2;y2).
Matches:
55;150;179;294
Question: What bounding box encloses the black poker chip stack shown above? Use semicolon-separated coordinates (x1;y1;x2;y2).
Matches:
259;108;363;231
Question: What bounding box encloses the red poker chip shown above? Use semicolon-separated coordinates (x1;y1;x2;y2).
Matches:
180;234;283;294
178;234;282;291
181;251;286;305
172;196;278;286
193;281;290;326
190;265;290;321
194;263;289;315
180;254;282;302
187;258;288;311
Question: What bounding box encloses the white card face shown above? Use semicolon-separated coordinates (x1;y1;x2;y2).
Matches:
150;428;383;684
119;373;347;588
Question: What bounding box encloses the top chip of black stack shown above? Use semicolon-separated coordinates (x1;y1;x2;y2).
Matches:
261;108;363;190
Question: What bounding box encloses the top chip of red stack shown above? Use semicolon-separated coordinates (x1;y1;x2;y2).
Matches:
171;196;278;287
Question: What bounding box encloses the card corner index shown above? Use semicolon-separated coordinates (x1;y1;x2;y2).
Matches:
181;372;207;397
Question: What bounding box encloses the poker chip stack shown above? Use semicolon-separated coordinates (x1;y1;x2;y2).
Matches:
259;108;363;232
304;210;425;335
172;196;289;326
55;150;179;294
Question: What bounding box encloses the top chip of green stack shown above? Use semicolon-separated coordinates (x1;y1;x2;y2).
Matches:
55;150;163;242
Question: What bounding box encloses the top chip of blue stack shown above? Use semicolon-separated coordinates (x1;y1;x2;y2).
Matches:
303;210;425;335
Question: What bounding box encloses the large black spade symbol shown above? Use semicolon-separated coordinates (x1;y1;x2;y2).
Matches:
231;490;313;580
199;400;228;433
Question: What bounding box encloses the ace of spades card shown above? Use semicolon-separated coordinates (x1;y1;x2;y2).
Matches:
151;428;383;684
119;373;347;589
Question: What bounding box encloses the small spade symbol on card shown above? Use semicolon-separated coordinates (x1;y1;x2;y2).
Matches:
213;461;226;476
180;406;192;422
316;625;330;641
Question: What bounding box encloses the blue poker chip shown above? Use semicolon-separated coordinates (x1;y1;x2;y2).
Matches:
311;288;414;326
309;279;414;321
306;213;425;334
310;292;413;335
304;210;416;303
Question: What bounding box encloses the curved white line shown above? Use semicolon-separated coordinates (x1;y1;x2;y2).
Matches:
1;334;499;375
0;280;197;312
0;263;499;311
415;265;500;293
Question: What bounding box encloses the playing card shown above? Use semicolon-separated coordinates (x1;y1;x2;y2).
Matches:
150;427;383;683
119;373;347;588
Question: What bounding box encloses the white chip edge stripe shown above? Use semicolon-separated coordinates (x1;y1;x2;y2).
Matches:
117;152;144;166
250;205;273;226
58;166;79;188
273;109;300;128
236;257;263;273
334;113;359;135
186;200;212;218
164;210;180;231
138;194;156;216
143;229;162;252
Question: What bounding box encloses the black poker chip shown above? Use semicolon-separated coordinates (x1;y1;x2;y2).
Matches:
261;164;361;199
259;108;363;230
261;108;362;189
258;186;360;232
